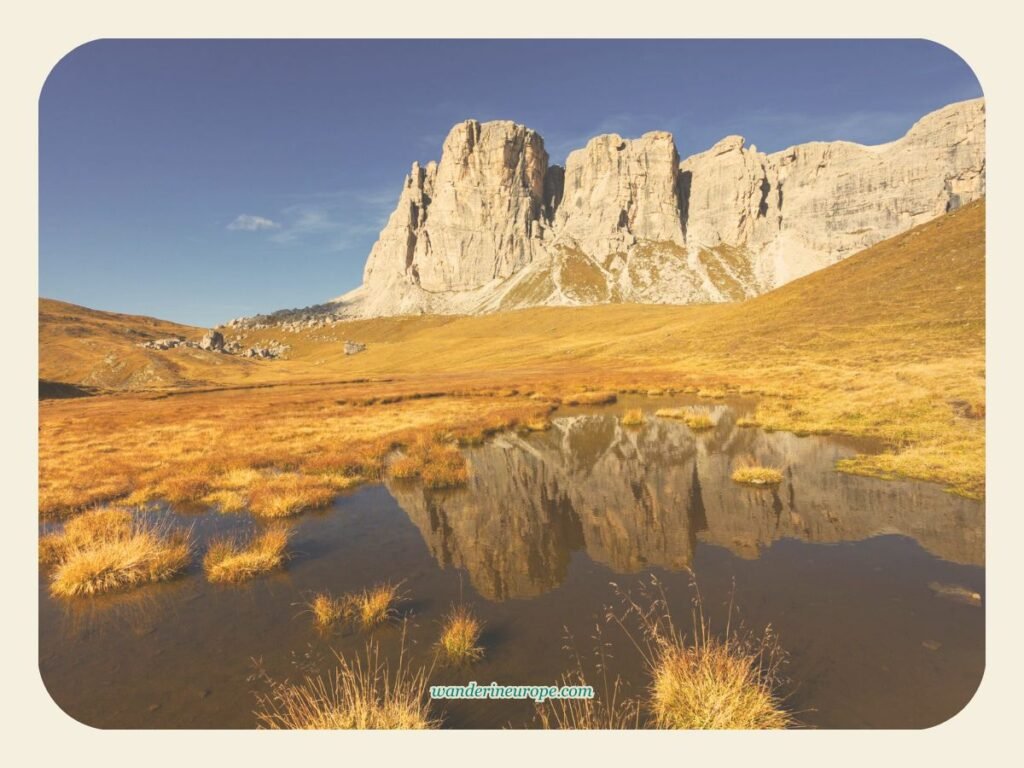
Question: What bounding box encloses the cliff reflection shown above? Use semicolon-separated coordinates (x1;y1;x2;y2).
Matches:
387;407;983;601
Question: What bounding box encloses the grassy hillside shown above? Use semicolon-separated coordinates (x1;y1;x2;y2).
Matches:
39;200;985;506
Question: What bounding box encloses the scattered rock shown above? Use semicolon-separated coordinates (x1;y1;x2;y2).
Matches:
141;337;183;350
199;330;224;352
242;340;290;360
344;341;366;356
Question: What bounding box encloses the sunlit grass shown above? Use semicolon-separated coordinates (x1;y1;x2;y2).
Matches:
656;408;714;430
247;473;336;517
564;391;617;406
731;464;784;486
388;435;469;489
308;591;347;629
347;582;403;629
254;637;438;729
622;408;644;427
438;604;484;664
203;526;290;583
610;578;792;730
45;507;192;597
650;632;791;729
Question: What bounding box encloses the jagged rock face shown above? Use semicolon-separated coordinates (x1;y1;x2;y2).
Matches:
556;131;685;258
357;120;548;316
334;99;985;319
388;410;982;600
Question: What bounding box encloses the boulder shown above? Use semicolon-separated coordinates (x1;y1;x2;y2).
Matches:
199;330;225;351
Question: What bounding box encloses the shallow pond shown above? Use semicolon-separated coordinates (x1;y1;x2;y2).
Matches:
38;396;984;729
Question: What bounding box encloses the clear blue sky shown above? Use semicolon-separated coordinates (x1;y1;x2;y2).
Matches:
40;39;982;327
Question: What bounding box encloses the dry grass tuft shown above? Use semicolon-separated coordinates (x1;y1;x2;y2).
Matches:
731;465;784;486
656;408;714;431
203;526;290;583
202;489;248;514
610;579;792;730
255;638;438;729
388;435;469;489
347;582;403;629
537;676;641;730
622;408;645;427
247;473;336;518
521;416;552;432
159;464;213;504
308;591;347;629
650;633;790;729
438;604;484;664
46;508;192;597
564;391;618;406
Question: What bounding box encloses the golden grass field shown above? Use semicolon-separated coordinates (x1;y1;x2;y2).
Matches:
39;199;985;523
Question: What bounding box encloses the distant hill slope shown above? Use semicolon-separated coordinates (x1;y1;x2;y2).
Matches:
39;299;237;392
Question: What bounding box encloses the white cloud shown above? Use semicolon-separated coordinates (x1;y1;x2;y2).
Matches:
227;214;279;231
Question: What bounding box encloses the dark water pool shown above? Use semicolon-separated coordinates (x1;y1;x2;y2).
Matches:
38;396;984;729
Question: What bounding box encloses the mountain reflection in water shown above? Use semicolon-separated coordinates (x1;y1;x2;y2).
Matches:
388;406;983;600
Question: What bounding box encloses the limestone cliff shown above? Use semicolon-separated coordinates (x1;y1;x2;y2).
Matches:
332;98;985;319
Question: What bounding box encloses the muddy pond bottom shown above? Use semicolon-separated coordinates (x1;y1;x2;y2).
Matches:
39;397;984;729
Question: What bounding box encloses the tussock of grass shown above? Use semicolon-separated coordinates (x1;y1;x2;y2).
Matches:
735;416;759;428
564;391;617;406
438;605;484;664
348;582;402;629
656;408;714;430
45;507;192;597
622;408;644;427
388;435;469;489
203;527;290;583
697;387;727;399
731;465;784;486
39;505;133;564
537;676;640;730
247;473;335;517
159;464;212;504
521;416;552;432
309;591;347;629
651;635;790;729
255;640;438;729
610;579;792;730
389;454;422;480
202;488;247;514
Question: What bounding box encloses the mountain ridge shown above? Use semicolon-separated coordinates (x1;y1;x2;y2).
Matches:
322;98;983;321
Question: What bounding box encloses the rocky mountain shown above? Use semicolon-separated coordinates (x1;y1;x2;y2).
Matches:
331;98;984;319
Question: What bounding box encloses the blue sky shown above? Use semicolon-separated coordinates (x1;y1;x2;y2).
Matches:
40;39;983;327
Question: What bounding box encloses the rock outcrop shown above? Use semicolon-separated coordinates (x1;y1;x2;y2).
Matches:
199;330;224;351
320;99;986;319
556;131;685;258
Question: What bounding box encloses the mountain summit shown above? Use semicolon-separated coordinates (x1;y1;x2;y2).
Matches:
325;99;984;318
